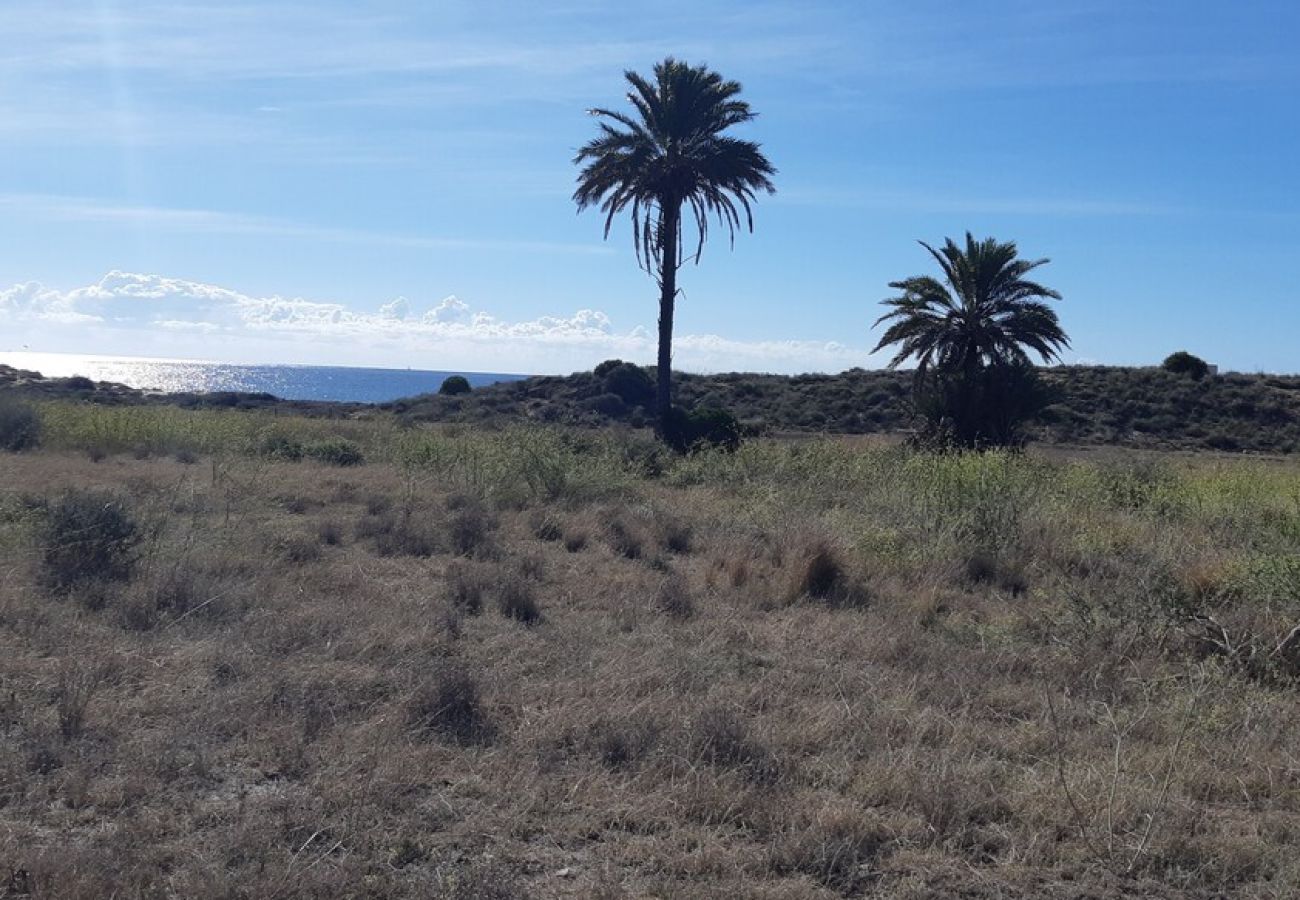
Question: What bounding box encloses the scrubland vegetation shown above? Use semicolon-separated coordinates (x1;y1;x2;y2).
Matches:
385;363;1300;454
3;399;1300;897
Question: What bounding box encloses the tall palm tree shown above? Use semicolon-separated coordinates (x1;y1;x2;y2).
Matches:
873;233;1068;448
873;232;1068;375
574;58;775;439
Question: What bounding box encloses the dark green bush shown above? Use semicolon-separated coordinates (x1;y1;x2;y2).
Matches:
65;376;95;391
439;375;472;396
663;405;742;453
1162;351;1210;380
601;362;654;406
0;398;41;451
587;392;628;418
592;359;624;379
912;362;1053;450
304;437;363;466
40;490;141;592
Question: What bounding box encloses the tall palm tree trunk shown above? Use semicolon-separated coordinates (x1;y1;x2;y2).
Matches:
655;200;680;437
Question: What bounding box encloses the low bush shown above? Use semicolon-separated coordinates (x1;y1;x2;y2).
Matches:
439;375;472;396
601;362;654;406
40;490;141;593
258;432;304;461
592;358;625;379
587;392;628;418
1163;351;1211;379
0;398;41;451
304;437;364;467
664;405;742;453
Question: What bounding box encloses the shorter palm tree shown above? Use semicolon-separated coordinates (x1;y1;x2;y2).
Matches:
872;233;1068;447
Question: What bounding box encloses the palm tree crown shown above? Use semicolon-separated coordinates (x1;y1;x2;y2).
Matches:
573;58;776;275
873;232;1068;374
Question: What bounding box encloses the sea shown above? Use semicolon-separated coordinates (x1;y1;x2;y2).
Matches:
0;352;528;404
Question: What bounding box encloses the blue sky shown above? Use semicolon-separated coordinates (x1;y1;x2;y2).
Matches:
1;0;1297;374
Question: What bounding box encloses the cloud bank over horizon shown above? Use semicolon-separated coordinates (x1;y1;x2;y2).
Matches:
0;271;868;375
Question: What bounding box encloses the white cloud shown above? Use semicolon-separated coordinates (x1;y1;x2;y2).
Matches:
0;270;876;374
424;294;469;324
379;297;410;320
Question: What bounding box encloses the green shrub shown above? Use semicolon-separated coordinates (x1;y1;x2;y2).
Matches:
1162;351;1210;379
601;362;654;406
304;437;363;466
258;431;304;461
911;362;1052;450
0;398;41;451
664;405;742;453
439;375;472;396
40;490;141;592
587;392;628;418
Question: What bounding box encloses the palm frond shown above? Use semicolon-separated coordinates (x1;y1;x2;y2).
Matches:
873;234;1067;373
574;58;775;277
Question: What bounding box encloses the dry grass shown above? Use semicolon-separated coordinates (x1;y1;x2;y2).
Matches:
2;416;1300;898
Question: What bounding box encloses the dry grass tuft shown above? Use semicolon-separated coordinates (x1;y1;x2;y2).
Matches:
529;510;565;543
588;717;659;769
653;574;694;620
358;510;437;557
494;569;542;626
604;513;645;560
687;707;781;784
407;664;495;746
769;802;889;892
448;497;497;557
445;561;486;615
791;540;867;608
